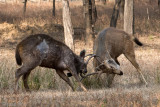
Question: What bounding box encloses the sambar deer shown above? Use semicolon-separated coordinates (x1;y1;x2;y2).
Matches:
82;27;147;87
15;34;94;92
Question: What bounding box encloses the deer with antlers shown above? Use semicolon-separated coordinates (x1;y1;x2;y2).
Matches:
15;34;95;92
81;27;147;87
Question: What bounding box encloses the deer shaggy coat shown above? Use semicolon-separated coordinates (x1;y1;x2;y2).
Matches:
15;34;89;92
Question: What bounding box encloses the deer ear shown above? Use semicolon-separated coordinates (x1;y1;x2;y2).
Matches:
80;50;86;58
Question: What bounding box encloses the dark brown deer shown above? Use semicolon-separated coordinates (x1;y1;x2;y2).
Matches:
82;27;147;87
15;34;94;92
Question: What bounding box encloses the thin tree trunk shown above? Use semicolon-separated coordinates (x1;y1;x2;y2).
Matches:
53;0;55;16
91;0;97;24
83;0;97;46
148;0;151;4
15;0;17;3
91;0;97;36
124;0;134;35
110;0;121;27
158;0;160;9
119;0;124;20
62;0;74;51
101;0;106;4
83;0;92;46
23;0;27;17
39;0;41;5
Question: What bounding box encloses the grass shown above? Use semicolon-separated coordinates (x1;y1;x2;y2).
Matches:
0;37;160;106
0;0;160;106
1;87;160;107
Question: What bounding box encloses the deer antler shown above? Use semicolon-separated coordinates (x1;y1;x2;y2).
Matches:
85;54;97;65
80;72;100;81
85;54;95;57
80;63;105;81
80;54;112;81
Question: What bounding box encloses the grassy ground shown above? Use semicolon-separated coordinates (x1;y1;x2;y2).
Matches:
0;1;160;106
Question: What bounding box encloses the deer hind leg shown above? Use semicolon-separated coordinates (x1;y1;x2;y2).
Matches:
15;69;21;92
15;66;31;92
15;66;35;92
56;70;75;91
15;58;41;92
124;52;148;86
22;71;31;92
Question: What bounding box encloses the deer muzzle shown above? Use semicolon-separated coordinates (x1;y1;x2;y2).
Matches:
104;59;123;75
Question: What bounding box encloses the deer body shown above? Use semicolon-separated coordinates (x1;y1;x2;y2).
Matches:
93;27;147;87
15;34;90;92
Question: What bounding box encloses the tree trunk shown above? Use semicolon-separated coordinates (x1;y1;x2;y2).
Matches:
15;0;17;3
124;0;134;35
23;0;27;17
91;0;97;41
83;0;92;46
119;0;124;20
101;0;106;4
148;0;152;4
91;0;97;25
62;0;74;51
53;0;55;16
110;0;121;27
158;0;160;9
39;0;41;5
83;0;97;46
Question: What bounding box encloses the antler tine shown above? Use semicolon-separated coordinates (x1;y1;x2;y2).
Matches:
80;72;85;78
80;72;99;81
85;54;98;65
85;54;94;57
80;63;104;81
80;54;107;81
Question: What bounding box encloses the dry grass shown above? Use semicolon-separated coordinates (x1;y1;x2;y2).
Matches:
1;87;160;107
0;1;160;106
0;36;160;106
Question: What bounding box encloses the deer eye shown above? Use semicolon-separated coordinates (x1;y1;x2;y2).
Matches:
108;60;114;64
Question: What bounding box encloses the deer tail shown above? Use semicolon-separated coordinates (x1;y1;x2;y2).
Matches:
15;47;22;65
133;37;143;46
